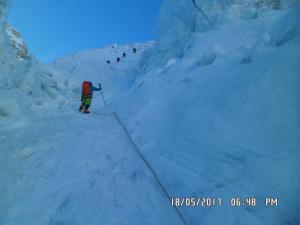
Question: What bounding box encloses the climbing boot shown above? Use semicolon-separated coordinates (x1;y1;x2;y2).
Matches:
84;108;90;114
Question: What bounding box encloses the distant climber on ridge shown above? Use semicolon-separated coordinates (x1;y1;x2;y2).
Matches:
122;52;126;58
106;60;110;64
79;81;102;114
117;57;120;63
133;48;137;53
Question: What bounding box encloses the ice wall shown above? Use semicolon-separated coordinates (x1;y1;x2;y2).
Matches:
152;0;299;65
0;1;71;126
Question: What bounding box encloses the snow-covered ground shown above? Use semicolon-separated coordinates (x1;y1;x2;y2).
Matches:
0;113;184;225
1;0;300;224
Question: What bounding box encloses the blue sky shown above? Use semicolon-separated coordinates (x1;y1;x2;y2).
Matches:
8;0;163;63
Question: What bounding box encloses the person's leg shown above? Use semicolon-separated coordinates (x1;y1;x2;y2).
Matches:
79;103;85;112
79;97;86;112
84;98;92;113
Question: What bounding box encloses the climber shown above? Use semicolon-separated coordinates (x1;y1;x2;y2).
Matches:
79;81;102;114
106;60;110;64
133;48;137;53
123;52;126;58
117;57;120;63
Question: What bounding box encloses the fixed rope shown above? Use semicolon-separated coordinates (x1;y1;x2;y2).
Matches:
98;84;188;224
113;112;189;225
192;0;213;27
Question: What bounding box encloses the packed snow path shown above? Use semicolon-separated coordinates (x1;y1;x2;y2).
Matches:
0;113;184;225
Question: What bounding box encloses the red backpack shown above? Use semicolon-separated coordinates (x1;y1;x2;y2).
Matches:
82;81;92;97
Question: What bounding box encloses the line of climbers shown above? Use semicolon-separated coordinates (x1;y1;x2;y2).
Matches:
79;48;138;113
106;47;137;65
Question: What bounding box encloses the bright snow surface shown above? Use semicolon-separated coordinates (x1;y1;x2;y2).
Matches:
0;113;183;225
1;0;300;225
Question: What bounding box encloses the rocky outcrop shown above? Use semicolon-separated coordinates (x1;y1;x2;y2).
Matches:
5;22;30;60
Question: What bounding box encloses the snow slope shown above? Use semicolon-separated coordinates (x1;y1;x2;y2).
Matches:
1;0;300;225
1;2;182;224
0;113;183;225
49;42;154;105
114;1;300;225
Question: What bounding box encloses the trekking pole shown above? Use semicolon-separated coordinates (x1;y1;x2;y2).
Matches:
98;83;107;106
101;90;107;106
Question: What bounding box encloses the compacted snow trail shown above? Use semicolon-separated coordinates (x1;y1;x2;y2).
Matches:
0;113;183;225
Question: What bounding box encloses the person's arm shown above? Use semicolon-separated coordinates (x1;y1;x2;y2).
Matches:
92;84;102;91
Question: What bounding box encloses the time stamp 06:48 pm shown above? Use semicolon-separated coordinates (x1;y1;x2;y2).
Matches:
171;197;279;207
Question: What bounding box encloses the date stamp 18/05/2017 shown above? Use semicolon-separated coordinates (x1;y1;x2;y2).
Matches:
170;197;279;207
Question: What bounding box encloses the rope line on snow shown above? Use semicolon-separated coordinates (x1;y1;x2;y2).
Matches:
192;0;213;27
112;112;189;225
97;85;188;223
